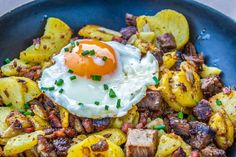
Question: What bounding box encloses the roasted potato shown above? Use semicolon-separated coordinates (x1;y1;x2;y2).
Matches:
3;131;44;156
59;106;69;128
1;59;29;76
136;9;189;49
138;32;156;42
209;111;234;149
156;133;191;157
200;64;222;78
20;17;72;63
0;107;12;133
133;38;157;53
0;77;25;110
209;90;236;128
5;111;32;129
67;135;125;157
78;25;121;41
27;115;50;131
94;128;126;145
162;51;177;69
159;70;202;113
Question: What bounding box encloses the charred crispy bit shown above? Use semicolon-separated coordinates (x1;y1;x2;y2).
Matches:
73;117;85;133
37;135;57;157
201;145;226;157
152;50;164;65
82;118;94;133
125;13;137;26
23;65;42;80
64;128;77;138
6;111;32;129
189;121;215;149
193;99;212;122
125;129;158;157
49;112;62;128
112;36;127;44
30;99;48;120
183;42;197;56
53;137;72;156
201;76;223;98
171;147;186;157
122;123;135;134
41;94;59;114
183;53;204;71
44;128;57;135
91;139;109;152
174;51;185;70
93;118;110;131
169;117;190;138
137;90;166;114
157;33;177;50
138;111;150;126
120;26;137;40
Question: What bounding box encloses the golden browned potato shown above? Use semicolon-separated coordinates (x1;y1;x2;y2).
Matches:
156;133;191;157
209;111;234;149
3;131;44;156
20;17;72;63
5;111;32;129
67;135;125;157
209;90;236;128
162;51;177;69
27;115;50;131
137;32;156;42
0;107;12;133
133;38;158;53
78;25;121;41
200;64;222;78
94;128;126;145
59;106;69;128
159;69;202;113
136;9;189;49
1;59;29;76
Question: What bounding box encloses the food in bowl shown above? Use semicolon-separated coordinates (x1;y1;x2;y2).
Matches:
0;9;234;157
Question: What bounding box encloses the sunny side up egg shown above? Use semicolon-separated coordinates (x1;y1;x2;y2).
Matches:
39;39;159;118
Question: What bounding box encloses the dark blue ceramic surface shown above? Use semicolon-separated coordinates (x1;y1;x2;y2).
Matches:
0;0;235;155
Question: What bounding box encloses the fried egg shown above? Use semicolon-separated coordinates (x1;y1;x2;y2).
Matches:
39;39;158;118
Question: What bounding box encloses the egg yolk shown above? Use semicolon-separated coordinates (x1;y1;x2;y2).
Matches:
64;40;117;78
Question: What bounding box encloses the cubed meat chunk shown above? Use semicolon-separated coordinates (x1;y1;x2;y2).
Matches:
201;145;226;157
193;99;212;122
171;147;186;157
120;26;137;40
201;76;223;98
125;13;137;26
157;33;176;50
125;129;158;157
169;117;190;138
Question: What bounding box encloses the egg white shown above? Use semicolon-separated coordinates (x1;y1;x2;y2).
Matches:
39;40;159;118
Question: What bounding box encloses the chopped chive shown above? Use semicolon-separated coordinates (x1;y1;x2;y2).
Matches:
48;86;55;91
23;110;34;116
82;50;89;56
24;103;30;109
55;79;64;86
64;47;69;52
41;87;48;91
59;88;64;94
105;105;109;110
152;76;160;85
75;41;79;46
116;99;121;108
89;50;95;56
178;112;184;119
216;100;222;106
91;75;102;81
3;58;11;64
109;89;116;98
20;110;25;114
153;125;166;130
102;56;108;61
70;41;75;47
103;84;109;90
94;101;100;105
78;102;84;106
70;75;77;80
68;69;74;73
5;103;12;107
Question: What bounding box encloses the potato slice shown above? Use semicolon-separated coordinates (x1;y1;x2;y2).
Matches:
209;90;236;128
94;128;126;145
162;51;177;69
136;9;189;49
67;135;124;157
27;115;50;131
59;106;69;128
0;107;12;133
0;77;25;110
15;77;41;103
1;59;29;76
3;131;44;156
78;25;121;41
20;17;72;63
200;64;222;78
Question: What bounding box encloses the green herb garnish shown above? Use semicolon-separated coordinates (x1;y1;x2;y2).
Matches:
105;105;109;110
59;88;64;94
152;76;160;85
24;103;30;109
89;50;95;56
91;75;102;81
116;99;121;108
70;75;77;80
103;84;109;90
153;125;166;130
78;102;84;106
4;58;11;64
216;100;222;106
55;79;64;86
94;101;100;105
68;69;74;73
102;56;108;61
23;110;34;116
82;50;89;56
178;112;184;119
64;47;69;52
48;86;55;91
109;89;116;98
5;103;12;107
70;41;75;47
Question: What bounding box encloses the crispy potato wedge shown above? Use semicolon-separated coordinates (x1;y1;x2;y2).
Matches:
3;131;45;156
156;133;191;157
59;106;69;128
0;77;25;110
209;111;234;149
94;128;126;145
67;135;124;157
1;59;29;76
78;25;121;41
15;77;41;103
27;115;50;131
209;90;236;128
136;9;189;49
200;64;222;78
20;17;72;63
0;107;12;133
